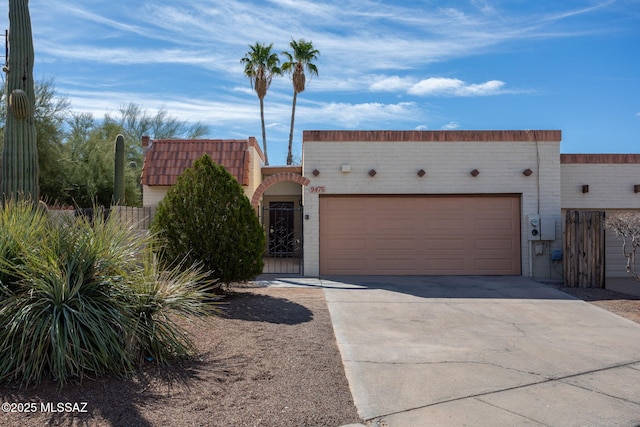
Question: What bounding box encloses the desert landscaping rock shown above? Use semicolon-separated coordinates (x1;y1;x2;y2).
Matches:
1;281;639;426
0;287;362;427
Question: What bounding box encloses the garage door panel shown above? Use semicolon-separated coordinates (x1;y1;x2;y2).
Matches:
325;258;367;273
424;217;463;231
473;197;517;211
424;258;466;273
474;218;518;231
474;258;516;272
325;237;367;251
323;217;362;234
375;258;417;272
422;198;466;212
375;217;417;232
424;238;465;250
376;238;416;250
474;238;516;250
320;195;521;275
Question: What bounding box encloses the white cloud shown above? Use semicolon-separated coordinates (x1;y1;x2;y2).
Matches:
311;101;419;128
441;121;460;130
408;78;506;96
369;76;414;92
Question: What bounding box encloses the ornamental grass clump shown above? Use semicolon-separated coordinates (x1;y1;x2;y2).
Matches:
126;249;218;365
0;200;218;387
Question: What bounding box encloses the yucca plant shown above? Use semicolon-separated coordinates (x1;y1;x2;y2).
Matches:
0;201;218;386
126;249;219;365
0;200;50;292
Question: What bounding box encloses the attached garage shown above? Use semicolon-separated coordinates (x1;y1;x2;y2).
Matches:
320;195;521;276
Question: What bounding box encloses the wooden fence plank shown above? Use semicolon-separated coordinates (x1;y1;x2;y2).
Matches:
564;210;605;288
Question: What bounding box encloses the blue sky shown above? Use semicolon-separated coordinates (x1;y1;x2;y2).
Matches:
2;0;639;164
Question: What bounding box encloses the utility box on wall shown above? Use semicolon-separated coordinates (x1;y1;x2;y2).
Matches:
527;215;541;240
527;215;556;241
540;216;556;241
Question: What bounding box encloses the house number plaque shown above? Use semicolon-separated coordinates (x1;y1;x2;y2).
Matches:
310;186;326;193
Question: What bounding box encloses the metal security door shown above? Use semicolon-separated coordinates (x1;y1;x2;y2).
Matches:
262;202;303;274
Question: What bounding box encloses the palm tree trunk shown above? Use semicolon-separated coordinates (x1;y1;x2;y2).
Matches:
259;96;269;165
286;91;298;165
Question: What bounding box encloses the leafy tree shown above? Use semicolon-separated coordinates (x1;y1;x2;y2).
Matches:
103;102;207;169
241;42;282;165
282;39;319;165
65;114;122;207
606;212;640;282
152;155;265;285
63;103;207;208
2;78;207;207
33;78;72;202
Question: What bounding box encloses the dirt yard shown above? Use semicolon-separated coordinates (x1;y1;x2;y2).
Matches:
1;282;639;427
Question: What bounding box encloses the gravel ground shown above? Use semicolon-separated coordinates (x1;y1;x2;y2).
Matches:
0;287;363;427
1;282;639;427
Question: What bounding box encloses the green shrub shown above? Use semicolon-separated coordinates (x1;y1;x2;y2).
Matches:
152;154;265;285
126;249;217;365
0;200;218;386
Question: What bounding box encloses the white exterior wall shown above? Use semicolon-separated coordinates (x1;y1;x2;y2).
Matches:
264;181;303;196
143;183;254;208
143;185;170;207
561;164;640;210
303;139;562;278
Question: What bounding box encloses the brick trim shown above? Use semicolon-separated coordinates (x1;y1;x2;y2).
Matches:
560;154;640;164
302;130;562;143
250;172;311;209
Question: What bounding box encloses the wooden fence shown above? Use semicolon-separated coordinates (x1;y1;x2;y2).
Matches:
564;210;605;288
109;206;155;230
48;206;155;231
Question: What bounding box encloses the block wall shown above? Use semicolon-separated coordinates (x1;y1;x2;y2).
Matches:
302;135;562;278
561;164;640;210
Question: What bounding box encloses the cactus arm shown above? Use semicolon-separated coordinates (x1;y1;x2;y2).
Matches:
113;134;125;205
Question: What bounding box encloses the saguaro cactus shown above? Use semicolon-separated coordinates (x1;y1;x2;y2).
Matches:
1;0;39;203
113;134;125;205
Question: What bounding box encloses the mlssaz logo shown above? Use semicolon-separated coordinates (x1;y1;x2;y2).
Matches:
41;402;89;413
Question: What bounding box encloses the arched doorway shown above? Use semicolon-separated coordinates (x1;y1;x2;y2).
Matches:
252;170;310;274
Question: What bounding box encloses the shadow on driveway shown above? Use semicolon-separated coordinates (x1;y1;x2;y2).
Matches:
311;275;575;300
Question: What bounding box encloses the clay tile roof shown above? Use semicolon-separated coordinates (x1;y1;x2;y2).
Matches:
141;139;254;186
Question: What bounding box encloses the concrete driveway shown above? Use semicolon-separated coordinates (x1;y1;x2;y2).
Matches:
302;276;640;426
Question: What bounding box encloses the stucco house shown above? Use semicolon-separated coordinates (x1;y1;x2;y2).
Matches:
140;130;640;284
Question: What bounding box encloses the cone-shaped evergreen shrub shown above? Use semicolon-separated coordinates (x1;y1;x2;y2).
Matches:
152;155;265;284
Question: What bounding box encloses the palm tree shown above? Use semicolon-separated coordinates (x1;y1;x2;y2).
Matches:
282;39;319;165
241;42;281;166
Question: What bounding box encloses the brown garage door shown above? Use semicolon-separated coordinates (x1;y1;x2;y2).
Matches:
320;195;521;275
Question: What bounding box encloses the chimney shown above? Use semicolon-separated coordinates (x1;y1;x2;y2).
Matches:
141;136;152;154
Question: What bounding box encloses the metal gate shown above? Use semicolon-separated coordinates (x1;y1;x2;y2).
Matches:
261;202;303;274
